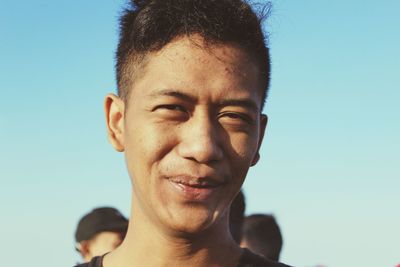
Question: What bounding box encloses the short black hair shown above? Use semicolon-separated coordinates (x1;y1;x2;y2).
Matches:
116;0;271;110
242;214;283;261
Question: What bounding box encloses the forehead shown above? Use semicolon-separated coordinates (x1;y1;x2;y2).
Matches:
129;35;263;108
94;231;124;241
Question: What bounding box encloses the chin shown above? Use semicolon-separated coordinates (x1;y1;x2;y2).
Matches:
164;206;219;236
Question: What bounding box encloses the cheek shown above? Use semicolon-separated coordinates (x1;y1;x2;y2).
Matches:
227;132;259;164
124;124;178;185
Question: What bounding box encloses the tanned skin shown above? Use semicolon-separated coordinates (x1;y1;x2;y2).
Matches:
104;35;267;267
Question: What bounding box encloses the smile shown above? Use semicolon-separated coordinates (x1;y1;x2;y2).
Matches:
167;176;223;201
169;176;222;188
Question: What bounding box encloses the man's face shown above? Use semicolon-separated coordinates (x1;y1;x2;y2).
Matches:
106;35;267;235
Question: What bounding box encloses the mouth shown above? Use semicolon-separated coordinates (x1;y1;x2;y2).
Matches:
167;176;224;201
169;176;222;188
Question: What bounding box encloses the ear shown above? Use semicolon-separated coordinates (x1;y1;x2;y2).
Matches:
104;94;125;152
251;114;268;166
77;241;90;259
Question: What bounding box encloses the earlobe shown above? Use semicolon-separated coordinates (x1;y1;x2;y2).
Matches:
250;114;268;166
250;153;260;166
104;94;125;152
77;241;90;258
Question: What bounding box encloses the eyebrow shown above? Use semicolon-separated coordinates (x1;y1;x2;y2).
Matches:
148;88;259;113
148;89;196;103
218;99;260;113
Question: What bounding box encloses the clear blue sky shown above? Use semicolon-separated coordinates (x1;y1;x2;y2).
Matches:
0;1;399;266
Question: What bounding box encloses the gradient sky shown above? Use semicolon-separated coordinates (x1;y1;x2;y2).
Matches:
1;1;399;266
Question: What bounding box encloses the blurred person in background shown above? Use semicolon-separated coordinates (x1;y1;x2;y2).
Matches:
241;214;283;261
75;207;128;263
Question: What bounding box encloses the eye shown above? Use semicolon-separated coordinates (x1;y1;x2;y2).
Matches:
218;112;254;125
152;104;189;121
154;104;186;112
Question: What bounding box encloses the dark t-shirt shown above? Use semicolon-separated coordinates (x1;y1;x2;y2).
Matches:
74;249;292;267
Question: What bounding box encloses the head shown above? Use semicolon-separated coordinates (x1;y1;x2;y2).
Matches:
241;214;283;261
116;0;271;110
105;0;271;238
229;190;246;243
75;207;128;262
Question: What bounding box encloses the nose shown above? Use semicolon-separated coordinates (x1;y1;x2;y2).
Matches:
177;112;223;164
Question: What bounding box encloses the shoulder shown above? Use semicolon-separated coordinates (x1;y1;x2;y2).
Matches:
237;249;293;267
73;256;103;267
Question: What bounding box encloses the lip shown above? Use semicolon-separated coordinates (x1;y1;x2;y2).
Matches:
167;176;223;201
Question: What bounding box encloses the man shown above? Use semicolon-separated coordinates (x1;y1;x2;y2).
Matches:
75;207;128;263
241;214;284;261
76;0;291;266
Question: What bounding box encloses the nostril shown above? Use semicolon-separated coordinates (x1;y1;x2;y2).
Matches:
177;131;223;163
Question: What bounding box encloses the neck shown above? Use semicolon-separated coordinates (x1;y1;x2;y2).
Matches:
104;194;242;267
